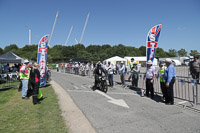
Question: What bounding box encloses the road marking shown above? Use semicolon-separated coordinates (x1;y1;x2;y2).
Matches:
95;90;130;108
74;86;80;90
108;92;137;96
81;85;86;89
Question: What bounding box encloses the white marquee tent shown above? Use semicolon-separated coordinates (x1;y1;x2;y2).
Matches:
103;56;127;65
124;56;158;66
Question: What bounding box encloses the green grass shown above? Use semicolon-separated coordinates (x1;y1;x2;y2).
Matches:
0;84;68;133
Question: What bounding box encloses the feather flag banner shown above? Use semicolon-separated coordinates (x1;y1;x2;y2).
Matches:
146;24;162;62
37;34;49;87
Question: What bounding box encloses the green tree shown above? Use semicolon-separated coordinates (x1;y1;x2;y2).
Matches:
168;49;177;57
138;46;146;56
155;47;167;58
0;47;3;55
178;48;187;57
4;44;19;53
189;50;199;56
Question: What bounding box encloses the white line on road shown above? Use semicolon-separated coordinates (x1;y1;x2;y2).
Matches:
81;85;86;89
74;86;80;90
95;90;130;108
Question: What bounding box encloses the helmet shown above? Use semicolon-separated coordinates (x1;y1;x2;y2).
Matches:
147;60;153;65
24;59;29;64
131;58;134;60
97;62;101;67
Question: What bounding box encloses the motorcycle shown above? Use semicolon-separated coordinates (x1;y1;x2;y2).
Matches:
95;75;108;93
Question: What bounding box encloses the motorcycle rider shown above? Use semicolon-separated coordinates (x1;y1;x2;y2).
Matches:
93;62;106;89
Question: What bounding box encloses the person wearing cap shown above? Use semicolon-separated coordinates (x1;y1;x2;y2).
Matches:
157;62;167;101
144;60;156;99
20;59;30;99
163;58;176;105
120;61;126;87
189;56;200;84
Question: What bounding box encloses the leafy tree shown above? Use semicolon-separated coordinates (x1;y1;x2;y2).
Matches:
178;48;187;57
189;50;199;56
168;49;177;57
155;47;167;58
0;47;3;55
4;44;18;53
138;46;146;56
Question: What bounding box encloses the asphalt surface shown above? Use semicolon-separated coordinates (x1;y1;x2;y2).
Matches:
52;71;200;133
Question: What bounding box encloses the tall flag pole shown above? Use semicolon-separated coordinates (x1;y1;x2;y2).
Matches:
37;34;49;87
146;24;162;63
79;12;90;44
65;26;73;46
48;11;59;47
29;29;31;45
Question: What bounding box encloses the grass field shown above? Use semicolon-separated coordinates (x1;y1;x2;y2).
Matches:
0;83;68;133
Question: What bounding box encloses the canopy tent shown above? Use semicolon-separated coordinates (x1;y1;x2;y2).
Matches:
0;52;24;64
124;56;158;66
69;58;88;63
103;56;127;65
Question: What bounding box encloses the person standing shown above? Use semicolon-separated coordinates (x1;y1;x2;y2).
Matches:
189;56;200;84
157;62;167;101
30;63;41;105
144;60;156;99
56;64;59;72
107;62;114;87
20;60;30;99
128;58;135;81
164;58;176;105
120;61;126;87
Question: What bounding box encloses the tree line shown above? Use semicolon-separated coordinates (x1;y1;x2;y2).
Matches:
0;44;199;63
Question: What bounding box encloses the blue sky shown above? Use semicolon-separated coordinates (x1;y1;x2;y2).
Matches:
0;0;200;53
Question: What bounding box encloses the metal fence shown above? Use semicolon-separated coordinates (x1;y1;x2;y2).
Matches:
0;72;19;90
137;73;200;105
55;65;200;105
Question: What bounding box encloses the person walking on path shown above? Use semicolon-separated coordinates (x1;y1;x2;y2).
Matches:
164;58;176;105
30;63;41;105
189;56;200;84
157;62;167;101
20;59;30;99
144;60;156;99
120;61;126;87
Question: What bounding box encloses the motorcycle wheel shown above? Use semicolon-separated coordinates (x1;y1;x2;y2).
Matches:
102;81;108;93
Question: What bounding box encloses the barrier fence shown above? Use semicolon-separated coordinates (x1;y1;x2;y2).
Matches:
137;73;200;105
56;66;200;105
0;72;19;90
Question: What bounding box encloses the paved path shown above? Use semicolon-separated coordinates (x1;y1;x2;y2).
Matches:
51;71;200;133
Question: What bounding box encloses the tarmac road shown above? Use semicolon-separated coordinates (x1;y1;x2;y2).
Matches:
52;71;200;133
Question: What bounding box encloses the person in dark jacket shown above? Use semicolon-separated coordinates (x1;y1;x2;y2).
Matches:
30;63;41;105
189;56;200;84
93;62;106;89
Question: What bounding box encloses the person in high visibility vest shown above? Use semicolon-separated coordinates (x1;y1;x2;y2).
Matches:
157;62;167;101
20;59;30;99
56;64;59;72
128;58;136;81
